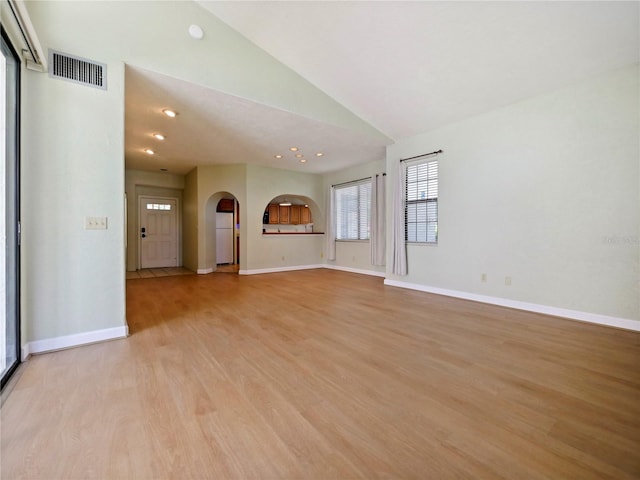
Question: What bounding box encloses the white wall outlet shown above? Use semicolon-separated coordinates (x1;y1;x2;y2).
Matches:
505;276;512;286
85;216;108;230
481;273;487;282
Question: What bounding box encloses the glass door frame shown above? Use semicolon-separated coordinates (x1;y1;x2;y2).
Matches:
1;26;21;390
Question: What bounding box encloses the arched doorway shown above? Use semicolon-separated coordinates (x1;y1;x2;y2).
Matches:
205;192;240;273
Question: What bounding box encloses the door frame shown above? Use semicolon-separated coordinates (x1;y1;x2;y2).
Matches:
1;29;21;389
137;195;181;270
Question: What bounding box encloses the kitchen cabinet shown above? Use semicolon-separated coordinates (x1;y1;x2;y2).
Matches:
300;206;311;224
268;204;279;224
217;198;234;212
279;205;290;224
290;205;301;224
265;204;313;226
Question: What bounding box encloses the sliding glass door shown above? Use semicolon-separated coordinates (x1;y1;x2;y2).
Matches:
1;29;21;389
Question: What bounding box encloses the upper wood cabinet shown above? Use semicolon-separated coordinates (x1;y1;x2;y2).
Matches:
268;204;279;224
278;205;290;224
300;206;311;224
290;205;301;224
217;198;234;212
265;203;313;225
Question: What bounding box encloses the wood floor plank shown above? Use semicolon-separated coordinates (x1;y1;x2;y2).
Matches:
2;269;639;479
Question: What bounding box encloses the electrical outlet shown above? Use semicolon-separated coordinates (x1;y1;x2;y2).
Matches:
320;252;324;259
85;216;108;230
481;273;487;283
505;276;512;286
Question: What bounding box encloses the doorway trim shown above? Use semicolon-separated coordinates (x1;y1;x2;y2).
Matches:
137;194;181;270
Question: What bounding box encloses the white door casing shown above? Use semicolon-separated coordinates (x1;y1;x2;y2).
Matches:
139;196;178;269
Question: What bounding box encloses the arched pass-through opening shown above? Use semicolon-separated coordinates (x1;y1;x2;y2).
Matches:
262;194;323;234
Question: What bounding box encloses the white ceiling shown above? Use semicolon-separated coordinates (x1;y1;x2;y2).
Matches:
125;66;387;175
125;1;639;175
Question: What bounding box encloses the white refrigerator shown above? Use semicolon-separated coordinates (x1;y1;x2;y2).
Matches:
216;212;234;264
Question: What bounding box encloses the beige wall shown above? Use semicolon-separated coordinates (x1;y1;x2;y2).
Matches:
196;164;247;272
323;158;386;275
182;168;198;272
386;65;640;323
244;165;325;272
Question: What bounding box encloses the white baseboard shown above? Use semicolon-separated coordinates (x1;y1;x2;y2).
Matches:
197;268;214;274
240;264;324;275
25;325;129;357
323;264;386;278
21;343;30;362
384;279;640;332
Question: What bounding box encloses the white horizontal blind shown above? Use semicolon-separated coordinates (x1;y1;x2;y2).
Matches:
406;159;438;243
335;180;371;240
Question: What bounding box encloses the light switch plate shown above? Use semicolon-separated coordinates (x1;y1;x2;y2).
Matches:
85;216;108;230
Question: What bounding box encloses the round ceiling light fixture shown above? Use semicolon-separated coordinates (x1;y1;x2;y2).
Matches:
153;133;166;140
289;147;298;152
300;158;307;163
189;24;204;40
162;109;177;118
144;149;155;155
315;152;324;157
274;154;283;159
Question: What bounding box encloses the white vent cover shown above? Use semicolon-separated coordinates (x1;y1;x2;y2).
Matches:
48;49;106;90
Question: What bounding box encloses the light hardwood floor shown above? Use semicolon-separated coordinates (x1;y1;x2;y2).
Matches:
2;269;639;479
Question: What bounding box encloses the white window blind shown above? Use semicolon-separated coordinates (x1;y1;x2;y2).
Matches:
406;159;438;243
335;180;371;240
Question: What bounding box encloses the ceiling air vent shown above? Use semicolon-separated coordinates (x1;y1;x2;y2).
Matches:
48;49;107;90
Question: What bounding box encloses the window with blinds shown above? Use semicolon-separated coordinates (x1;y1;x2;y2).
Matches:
335;180;371;240
406;159;438;243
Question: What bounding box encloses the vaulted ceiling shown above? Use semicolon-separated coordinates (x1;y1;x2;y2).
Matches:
125;1;639;175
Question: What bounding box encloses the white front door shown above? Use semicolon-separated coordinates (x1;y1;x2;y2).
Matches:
140;197;178;269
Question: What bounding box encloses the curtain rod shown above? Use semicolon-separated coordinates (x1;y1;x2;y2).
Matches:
331;173;386;188
400;149;443;162
332;176;370;188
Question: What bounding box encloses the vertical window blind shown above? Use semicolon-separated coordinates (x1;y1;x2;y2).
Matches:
335;180;371;240
406;159;438;243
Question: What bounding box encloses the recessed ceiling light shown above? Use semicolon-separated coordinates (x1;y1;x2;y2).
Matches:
300;159;307;163
153;133;166;140
162;109;177;118
144;149;155;155
295;154;304;158
315;152;324;157
274;154;283;159
188;24;204;40
289;147;298;152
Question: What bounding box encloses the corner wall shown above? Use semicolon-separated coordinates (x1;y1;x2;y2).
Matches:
244;165;325;272
323;158;386;276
